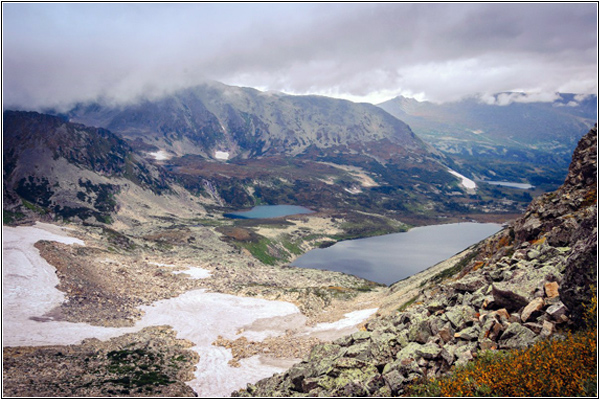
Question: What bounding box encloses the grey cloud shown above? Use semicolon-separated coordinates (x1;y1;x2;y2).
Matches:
2;3;597;110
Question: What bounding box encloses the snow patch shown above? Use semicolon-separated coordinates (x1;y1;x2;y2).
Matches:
147;150;171;161
2;224;308;397
308;308;378;334
215;151;230;160
173;266;212;280
448;169;477;190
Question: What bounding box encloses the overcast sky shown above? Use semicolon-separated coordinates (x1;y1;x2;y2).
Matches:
2;2;598;110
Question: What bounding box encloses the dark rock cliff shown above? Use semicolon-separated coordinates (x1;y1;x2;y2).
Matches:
232;125;598;397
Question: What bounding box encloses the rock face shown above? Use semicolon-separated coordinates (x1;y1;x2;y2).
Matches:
232;126;597;397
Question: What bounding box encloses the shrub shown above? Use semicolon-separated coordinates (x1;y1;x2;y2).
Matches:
409;294;598;397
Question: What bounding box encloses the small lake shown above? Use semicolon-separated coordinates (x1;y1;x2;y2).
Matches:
224;205;315;219
292;222;502;285
482;181;534;190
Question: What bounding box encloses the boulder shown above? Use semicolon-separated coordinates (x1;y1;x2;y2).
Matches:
454;325;481;341
437;322;455;343
455;349;474;366
453;276;489;293
444;305;477;330
426;299;447;313
498;323;538;349
544;281;560;298
489;285;529;312
344;341;372;361
523;322;543;334
540;320;555;337
546;301;569;323
382;369;404;395
478;338;497;351
521;297;545;322
396;342;441;362
560;227;597;328
408;317;432;344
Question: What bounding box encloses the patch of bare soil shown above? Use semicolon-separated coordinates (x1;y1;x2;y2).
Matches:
34;241;205;327
213;333;322;368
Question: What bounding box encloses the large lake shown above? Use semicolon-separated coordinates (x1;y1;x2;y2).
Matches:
224;205;314;219
292;222;502;285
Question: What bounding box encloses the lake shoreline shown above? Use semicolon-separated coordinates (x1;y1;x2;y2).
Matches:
292;222;503;285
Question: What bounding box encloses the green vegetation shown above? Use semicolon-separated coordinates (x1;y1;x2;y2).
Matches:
331;212;408;242
281;236;304;256
101;227;137;251
100;348;176;392
398;295;420;312
3;209;25;224
22;199;47;215
238;237;280;266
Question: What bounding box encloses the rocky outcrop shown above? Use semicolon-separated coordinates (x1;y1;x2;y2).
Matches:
233;126;597;397
512;124;597;327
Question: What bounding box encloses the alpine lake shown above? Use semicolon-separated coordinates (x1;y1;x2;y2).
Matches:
225;205;502;286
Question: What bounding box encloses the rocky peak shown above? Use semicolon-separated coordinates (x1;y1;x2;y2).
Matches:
564;124;597;191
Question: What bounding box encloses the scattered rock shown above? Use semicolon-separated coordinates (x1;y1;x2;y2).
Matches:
521;297;545;322
544;281;560;298
498;323;538;349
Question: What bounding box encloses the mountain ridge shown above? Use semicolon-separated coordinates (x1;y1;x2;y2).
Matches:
378;92;597;187
66;81;433;162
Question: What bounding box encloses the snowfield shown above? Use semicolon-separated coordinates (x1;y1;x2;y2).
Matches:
3;223;374;397
448;168;477;191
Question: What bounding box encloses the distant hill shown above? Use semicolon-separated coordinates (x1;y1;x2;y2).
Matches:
378;93;597;186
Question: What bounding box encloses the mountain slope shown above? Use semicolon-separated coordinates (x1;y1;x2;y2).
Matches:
3;110;201;225
378;93;597;186
233;125;597;397
67;82;433;162
64;82;503;223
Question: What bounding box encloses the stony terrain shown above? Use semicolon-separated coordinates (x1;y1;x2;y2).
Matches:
232;125;597;396
2;326;198;397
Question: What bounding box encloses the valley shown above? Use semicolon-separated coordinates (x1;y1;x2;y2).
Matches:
378;93;597;191
2;83;596;397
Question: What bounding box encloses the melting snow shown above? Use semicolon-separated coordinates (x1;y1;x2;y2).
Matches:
3;223;377;397
306;308;378;340
448;169;477;190
173;266;212;280
215;151;230;160
147;150;171;161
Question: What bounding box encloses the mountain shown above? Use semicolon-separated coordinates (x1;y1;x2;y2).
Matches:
63;82;502;223
3;110;201;225
232;125;597;397
378;93;597;187
67;81;431;162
